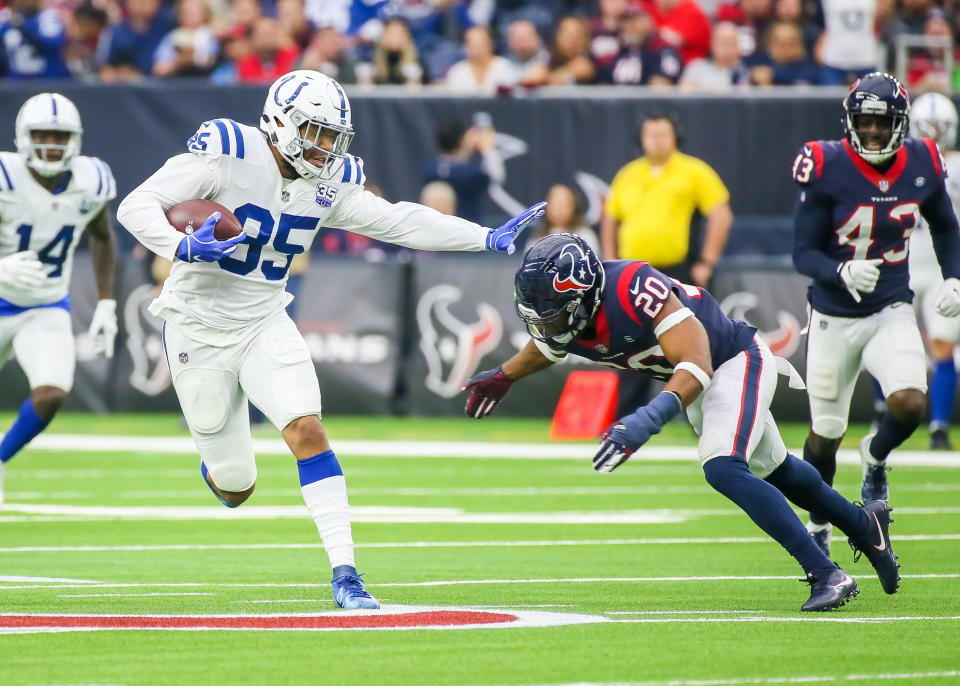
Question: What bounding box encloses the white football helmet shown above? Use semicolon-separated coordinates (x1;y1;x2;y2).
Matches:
910;92;958;151
260;70;355;181
15;92;83;177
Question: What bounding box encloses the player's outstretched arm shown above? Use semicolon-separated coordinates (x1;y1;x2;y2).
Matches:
463;339;554;418
86;207;118;358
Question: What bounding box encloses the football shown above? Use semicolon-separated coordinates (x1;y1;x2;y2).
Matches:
165;199;243;240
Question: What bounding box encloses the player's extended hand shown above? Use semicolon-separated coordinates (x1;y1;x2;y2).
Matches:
936;277;960;317
175;212;247;263
463;365;514;418
838;258;883;303
88;299;118;359
593;392;683;473
485;201;547;255
0;250;45;290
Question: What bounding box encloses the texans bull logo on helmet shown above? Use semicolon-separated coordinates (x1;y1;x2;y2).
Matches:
553;243;596;293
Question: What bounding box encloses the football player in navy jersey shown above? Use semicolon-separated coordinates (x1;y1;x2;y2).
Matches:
791;72;960;555
464;233;900;612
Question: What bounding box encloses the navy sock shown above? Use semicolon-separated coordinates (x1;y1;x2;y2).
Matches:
765;454;870;539
930;359;957;429
870;412;918;462
802;438;836;526
703;456;831;574
0;399;51;463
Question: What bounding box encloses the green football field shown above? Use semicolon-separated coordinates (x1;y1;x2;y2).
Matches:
1;413;958;686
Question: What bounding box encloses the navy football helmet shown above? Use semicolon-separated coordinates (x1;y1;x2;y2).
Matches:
514;234;605;347
843;72;910;165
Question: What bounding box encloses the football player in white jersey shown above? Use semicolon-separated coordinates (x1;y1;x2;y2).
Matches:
117;70;544;610
0;93;117;506
909;92;960;449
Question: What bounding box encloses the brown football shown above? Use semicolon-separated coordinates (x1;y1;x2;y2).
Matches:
165;199;243;240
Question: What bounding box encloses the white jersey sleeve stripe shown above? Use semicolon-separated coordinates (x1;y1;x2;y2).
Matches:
227;119;245;159
93;160;105;196
212;119;232;157
341;156;353;183
354;156;366;185
0;158;12;190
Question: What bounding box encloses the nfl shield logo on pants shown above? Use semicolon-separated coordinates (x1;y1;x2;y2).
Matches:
179;352;189;364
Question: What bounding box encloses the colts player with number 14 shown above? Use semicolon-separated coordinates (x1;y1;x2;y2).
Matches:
0;93;117;506
117;69;545;610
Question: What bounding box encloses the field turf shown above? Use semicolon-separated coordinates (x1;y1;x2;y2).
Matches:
0;413;958;686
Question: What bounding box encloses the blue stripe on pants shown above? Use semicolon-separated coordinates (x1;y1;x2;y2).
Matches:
732;341;763;459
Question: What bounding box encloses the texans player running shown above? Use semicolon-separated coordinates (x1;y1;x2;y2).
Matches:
908;92;960;450
117;70;543;609
464;234;900;611
792;73;960;556
0;93;117;506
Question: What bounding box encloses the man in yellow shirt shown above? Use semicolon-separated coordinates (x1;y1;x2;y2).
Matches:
601;113;732;287
601;112;733;413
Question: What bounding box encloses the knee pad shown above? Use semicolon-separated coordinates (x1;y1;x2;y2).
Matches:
176;368;232;434
811;415;847;440
204;456;257;494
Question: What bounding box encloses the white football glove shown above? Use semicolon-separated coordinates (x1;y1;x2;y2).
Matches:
88;299;118;359
0;251;45;290
935;278;960;317
838;258;883;303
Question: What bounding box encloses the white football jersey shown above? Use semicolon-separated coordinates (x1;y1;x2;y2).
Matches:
909;148;960;293
118;119;489;346
0;151;115;307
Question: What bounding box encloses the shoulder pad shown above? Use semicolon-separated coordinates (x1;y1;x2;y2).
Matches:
75;156;116;201
791;141;825;186
616;261;672;326
187;118;248;160
339;154;367;186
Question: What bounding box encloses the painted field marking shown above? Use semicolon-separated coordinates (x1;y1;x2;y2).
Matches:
605;610;766;615
0;575;101;584
610;616;960;624
1;533;958;554
520;670;960;686
58;593;215;598
233;599;333;604
9;433;960;467
0;605;610;634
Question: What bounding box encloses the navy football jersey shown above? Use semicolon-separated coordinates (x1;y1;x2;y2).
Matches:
792;137;960;317
539;261;756;379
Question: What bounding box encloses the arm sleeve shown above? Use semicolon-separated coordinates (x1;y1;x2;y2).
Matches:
792;188;843;285
116;153;221;261
327;185;488;251
922;180;960;280
693;160;730;214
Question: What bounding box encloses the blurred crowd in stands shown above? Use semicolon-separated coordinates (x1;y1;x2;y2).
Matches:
0;0;957;91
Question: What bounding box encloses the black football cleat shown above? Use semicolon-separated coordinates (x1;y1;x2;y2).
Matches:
930;428;952;451
848;500;900;595
801;564;859;612
859;432;889;502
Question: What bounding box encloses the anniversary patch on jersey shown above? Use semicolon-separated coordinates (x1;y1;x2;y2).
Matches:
316;184;338;207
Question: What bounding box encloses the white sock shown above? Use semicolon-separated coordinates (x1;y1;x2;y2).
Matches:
300;475;355;569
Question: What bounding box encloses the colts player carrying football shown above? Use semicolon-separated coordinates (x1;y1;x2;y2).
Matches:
0;93;117;506
117;70;545;609
464;234;900;611
792;73;960;557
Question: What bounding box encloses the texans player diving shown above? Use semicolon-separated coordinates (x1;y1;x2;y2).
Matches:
464;234;899;612
0;93;117;506
792;73;960;556
117;70;544;610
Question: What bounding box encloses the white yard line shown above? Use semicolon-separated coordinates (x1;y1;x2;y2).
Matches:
1;533;958;554
58;592;214;598
519;670;960;686
612;616;960;624
10;433;960;467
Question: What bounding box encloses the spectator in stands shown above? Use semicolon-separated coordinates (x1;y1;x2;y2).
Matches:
422;114;505;224
64;3;109;79
372;16;428;85
99;0;175;81
0;0;71;79
445;25;514;93
504;18;549;87
905;12;957;92
893;0;935;37
524;15;596;85
748;20;820;85
278;0;313;50
420;180;458;216
773;0;819;54
530;183;599;252
716;0;774;60
680;20;750;89
600;6;682;85
152;0;219;78
587;0;632;79
817;0;878;85
602;111;732;414
641;0;711;64
226;0;263;38
299;25;358;83
235;16;300;82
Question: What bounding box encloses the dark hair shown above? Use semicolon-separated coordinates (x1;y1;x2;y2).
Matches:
636;108;684;149
436;119;465;154
75;2;108;24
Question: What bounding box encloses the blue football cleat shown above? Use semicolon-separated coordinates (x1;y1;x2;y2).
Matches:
332;567;379;609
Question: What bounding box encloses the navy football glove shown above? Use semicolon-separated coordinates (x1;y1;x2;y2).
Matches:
485;201;547;255
176;212;247;263
593;391;683;473
463;365;514;418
